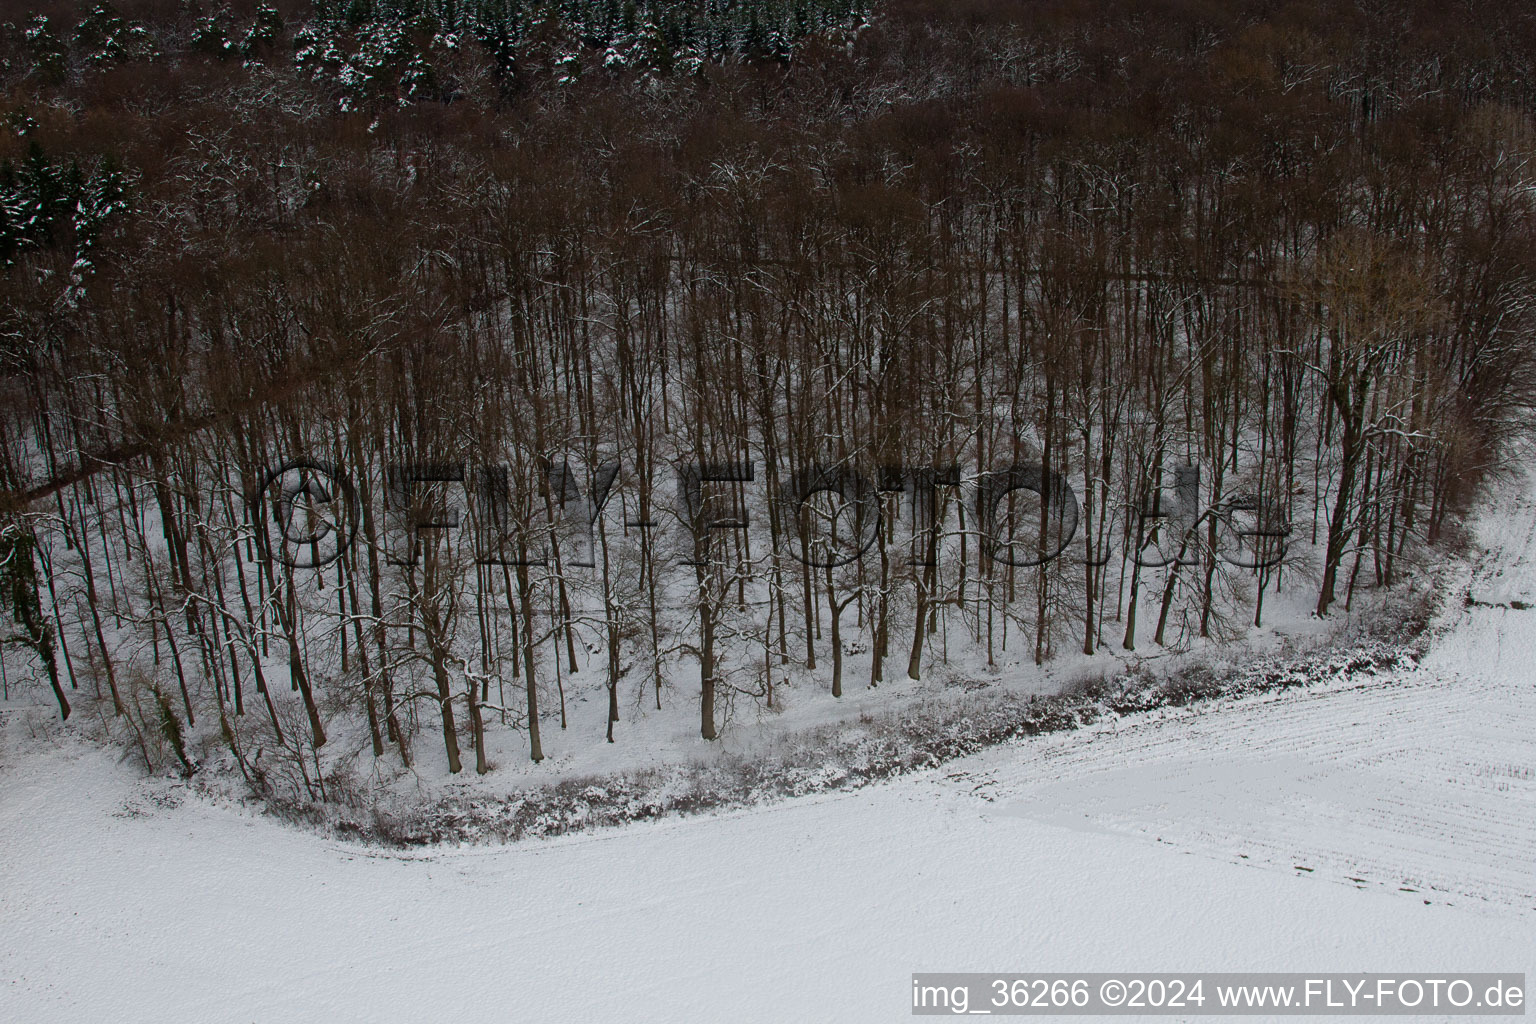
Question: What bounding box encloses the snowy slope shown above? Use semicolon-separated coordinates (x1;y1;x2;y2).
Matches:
2;469;1534;1022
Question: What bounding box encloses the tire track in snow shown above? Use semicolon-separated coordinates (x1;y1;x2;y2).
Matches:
954;466;1536;913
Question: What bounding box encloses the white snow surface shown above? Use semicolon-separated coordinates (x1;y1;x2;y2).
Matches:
3;468;1535;1022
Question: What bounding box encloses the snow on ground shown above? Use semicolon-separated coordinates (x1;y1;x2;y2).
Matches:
2;468;1534;1022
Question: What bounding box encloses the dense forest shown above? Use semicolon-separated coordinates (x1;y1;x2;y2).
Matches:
2;0;1534;795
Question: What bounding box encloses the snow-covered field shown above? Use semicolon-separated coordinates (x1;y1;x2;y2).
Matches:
3;468;1534;1023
